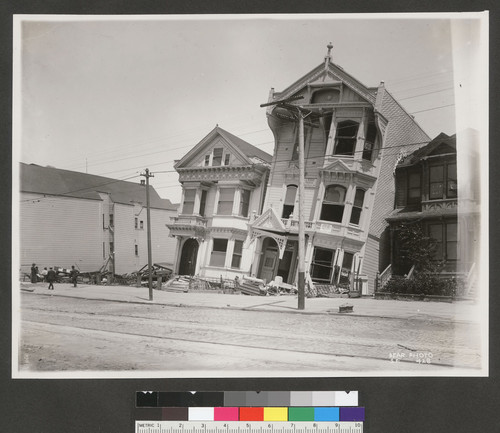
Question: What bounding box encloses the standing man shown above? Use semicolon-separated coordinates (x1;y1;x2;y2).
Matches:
69;265;79;288
46;267;56;290
41;267;48;282
30;263;38;283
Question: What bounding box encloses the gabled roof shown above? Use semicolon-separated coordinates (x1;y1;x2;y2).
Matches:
272;60;377;106
250;207;286;233
397;133;456;167
20;163;177;210
175;126;272;169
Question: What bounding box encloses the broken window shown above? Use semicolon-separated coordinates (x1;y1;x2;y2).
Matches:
363;122;378;161
349;188;365;225
334;120;359;156
282;185;297;218
310;247;335;283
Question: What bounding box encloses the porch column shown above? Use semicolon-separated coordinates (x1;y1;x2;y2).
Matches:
194;188;201;215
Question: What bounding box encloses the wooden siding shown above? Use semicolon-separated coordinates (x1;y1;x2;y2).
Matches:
363;235;379;294
368;91;430;238
19;192;104;272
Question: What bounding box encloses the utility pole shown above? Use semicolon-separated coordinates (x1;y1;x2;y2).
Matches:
141;168;154;301
297;109;306;310
260;95;308;310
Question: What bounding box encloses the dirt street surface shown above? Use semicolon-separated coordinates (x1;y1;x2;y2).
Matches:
18;292;482;374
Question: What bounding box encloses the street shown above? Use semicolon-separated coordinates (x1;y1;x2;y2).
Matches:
18;292;482;374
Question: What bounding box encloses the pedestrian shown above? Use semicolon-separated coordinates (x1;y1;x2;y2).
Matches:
41;267;48;282
30;263;38;283
69;265;79;288
46;267;56;290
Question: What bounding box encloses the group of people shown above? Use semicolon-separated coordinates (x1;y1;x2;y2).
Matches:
30;263;79;290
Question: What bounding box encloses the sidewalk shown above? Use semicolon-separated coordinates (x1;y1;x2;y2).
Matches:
20;282;481;323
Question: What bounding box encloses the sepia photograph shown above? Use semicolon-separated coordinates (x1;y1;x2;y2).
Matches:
12;13;488;378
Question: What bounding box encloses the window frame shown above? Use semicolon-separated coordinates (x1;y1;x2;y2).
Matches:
217;188;235;215
320;185;347;223
231;240;244;269
239;189;250;217
333;120;359;157
210;238;228;267
349;188;365;225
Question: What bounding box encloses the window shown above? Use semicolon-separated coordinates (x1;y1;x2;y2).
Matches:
320;185;346;223
334;120;359;156
311;88;340;104
102;214;105;229
109;214;114;227
363;122;378;161
282;185;297;218
204;155;210;166
429;163;457;200
182;189;196;214
447;163;457;198
210;239;228;267
140;220;144;229
408;172;422;204
135;244;138;256
231;240;243;269
103;242;105;259
239;189;250;217
199;190;207;217
135;217;138;229
212;148;223;166
349;188;365;225
109;242;114;253
429;166;444;199
217;188;235;215
224;154;231;166
429;222;458;261
311;247;335;283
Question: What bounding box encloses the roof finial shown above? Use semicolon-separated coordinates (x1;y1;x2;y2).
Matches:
324;42;333;69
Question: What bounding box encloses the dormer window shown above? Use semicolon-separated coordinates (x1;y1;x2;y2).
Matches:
333;120;359;157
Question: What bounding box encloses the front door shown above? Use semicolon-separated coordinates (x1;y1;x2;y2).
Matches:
178;238;199;276
260;248;278;283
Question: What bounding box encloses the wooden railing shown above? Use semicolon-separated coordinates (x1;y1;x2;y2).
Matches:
376;263;392;292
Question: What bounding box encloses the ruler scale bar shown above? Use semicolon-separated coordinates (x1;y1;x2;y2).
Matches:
135;421;363;433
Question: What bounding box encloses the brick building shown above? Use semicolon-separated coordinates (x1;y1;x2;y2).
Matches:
19;163;177;275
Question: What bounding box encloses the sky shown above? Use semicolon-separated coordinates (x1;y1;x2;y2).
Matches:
14;14;487;204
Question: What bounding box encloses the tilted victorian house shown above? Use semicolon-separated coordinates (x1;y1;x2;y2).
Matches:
167;126;272;279
248;46;431;295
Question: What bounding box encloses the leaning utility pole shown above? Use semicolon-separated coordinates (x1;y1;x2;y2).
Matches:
260;95;308;310
141;168;154;301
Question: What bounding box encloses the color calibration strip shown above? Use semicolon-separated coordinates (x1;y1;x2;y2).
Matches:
137;391;359;407
136;406;364;422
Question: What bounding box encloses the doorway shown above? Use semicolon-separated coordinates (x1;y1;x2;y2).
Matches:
258;237;279;283
178;238;199;276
